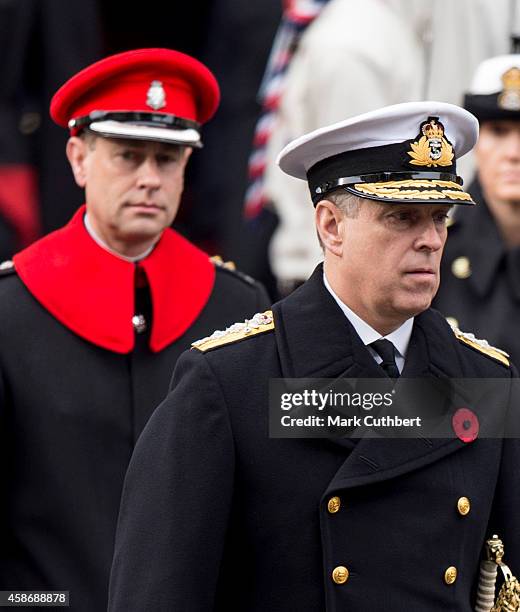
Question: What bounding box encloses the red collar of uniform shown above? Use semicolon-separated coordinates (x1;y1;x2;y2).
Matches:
13;205;215;353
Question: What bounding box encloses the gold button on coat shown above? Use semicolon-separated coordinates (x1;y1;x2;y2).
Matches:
332;566;349;584
457;496;471;516
327;496;341;514
452;256;471;279
444;566;457;584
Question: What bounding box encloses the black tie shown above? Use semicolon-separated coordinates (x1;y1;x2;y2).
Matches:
370;339;400;379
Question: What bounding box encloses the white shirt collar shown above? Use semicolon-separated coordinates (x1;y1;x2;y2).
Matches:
84;213;157;263
323;271;413;372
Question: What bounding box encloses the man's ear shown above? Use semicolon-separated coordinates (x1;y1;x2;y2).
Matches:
66;137;90;188
315;200;346;257
184;146;193;161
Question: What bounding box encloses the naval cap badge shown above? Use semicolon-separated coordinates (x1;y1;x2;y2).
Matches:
407;116;454;168
498;66;520;111
146;80;166;111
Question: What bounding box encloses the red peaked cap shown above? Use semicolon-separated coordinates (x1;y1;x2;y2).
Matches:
50;48;220;135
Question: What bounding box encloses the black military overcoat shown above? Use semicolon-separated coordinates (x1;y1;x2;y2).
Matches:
109;266;520;611
433;179;520;365
0;239;269;611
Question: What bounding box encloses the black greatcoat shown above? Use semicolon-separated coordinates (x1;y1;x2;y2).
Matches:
0;232;269;611
433;179;520;365
109;266;520;612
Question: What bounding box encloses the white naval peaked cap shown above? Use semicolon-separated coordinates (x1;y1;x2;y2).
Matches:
277;101;479;206
464;54;520;120
468;54;520;94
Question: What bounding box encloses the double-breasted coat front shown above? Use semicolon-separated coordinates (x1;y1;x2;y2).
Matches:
109;267;520;611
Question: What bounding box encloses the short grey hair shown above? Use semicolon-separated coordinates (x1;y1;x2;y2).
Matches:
316;189;364;250
325;189;363;218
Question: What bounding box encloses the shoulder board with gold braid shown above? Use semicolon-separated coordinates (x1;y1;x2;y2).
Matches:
192;311;274;353
452;326;510;367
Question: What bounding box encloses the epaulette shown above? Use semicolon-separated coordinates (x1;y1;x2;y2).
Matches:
192;310;274;353
451;324;510;367
210;255;257;286
0;260;16;277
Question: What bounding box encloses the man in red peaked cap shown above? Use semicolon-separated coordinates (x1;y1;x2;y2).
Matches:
0;48;269;611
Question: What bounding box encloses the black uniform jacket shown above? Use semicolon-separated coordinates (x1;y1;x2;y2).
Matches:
0;208;270;612
109;266;520;612
433;179;520;365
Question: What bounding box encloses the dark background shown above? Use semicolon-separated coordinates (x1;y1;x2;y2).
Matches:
0;0;281;281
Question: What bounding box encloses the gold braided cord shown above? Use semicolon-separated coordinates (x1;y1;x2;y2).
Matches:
491;574;520;611
353;180;473;202
481;535;520;612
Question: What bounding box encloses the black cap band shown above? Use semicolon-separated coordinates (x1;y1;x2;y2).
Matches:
313;171;463;202
69;110;201;133
464;93;520;122
308;138;458;204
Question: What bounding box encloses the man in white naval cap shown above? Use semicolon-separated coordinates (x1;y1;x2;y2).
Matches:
109;102;519;611
434;54;520;367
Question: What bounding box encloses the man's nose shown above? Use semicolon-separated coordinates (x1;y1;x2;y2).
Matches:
415;220;444;252
136;158;162;189
504;132;520;159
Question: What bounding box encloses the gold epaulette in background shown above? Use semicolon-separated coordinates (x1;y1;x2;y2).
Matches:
210;255;236;271
452;327;510;367
192;311;274;353
210;255;258;286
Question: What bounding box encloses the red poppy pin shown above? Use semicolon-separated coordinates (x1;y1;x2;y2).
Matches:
452;407;479;443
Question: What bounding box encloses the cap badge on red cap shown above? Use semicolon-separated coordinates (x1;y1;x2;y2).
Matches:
146;80;166;110
407;117;454;168
498;67;520;111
